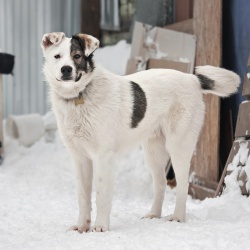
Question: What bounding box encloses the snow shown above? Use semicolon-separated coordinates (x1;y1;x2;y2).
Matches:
94;40;131;76
1;41;250;250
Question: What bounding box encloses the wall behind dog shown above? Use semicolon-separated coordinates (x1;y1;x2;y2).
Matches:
0;0;81;118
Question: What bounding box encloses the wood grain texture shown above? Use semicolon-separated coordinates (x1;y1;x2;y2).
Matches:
235;102;250;138
191;0;222;182
175;0;193;22
0;74;3;156
81;0;101;39
242;54;250;98
215;141;250;196
243;75;250;98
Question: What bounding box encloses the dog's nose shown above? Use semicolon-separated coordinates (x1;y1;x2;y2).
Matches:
61;66;72;77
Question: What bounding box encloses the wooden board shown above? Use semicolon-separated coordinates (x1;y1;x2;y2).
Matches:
243;74;250;98
165;19;194;35
0;74;3;158
81;0;101;39
235;101;250;138
242;54;250;98
189;174;217;200
215;140;250;196
147;59;190;73
190;0;222;183
175;0;193;22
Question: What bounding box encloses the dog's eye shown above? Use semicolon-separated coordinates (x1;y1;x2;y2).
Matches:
74;54;81;59
54;54;61;59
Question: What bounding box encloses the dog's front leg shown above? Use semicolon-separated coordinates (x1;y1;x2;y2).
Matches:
90;153;114;232
68;156;93;233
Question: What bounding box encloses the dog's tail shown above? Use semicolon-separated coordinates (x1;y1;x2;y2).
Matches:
195;65;240;97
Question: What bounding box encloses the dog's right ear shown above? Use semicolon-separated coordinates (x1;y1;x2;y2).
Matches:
41;32;65;54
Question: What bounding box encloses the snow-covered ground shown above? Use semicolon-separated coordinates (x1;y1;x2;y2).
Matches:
1;41;250;250
1;127;250;250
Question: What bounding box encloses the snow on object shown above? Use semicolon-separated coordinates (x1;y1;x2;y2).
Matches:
6;114;45;147
224;142;250;195
242;154;250;192
179;57;190;63
227;142;249;171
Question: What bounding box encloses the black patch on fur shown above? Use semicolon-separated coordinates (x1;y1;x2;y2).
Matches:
197;74;215;90
71;35;95;75
130;81;147;128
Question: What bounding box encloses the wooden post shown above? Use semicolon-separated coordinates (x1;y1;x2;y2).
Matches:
175;0;193;22
81;0;101;40
0;74;3;160
188;0;222;199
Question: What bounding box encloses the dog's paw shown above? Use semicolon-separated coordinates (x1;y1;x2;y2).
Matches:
141;213;160;219
67;223;90;234
88;225;108;233
165;214;185;223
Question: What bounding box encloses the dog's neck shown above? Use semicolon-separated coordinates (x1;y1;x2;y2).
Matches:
52;65;114;106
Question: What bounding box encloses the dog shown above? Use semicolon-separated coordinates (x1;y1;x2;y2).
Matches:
41;32;240;233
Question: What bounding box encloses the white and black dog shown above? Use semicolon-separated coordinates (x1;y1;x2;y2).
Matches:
41;32;240;233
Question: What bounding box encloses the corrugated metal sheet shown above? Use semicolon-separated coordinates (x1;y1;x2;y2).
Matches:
0;0;81;118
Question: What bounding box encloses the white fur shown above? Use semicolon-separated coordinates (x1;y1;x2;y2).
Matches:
41;33;240;233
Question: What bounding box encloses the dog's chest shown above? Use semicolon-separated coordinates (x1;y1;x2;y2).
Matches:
56;104;98;148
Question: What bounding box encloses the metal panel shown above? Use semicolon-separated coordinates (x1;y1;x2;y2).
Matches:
0;0;81;118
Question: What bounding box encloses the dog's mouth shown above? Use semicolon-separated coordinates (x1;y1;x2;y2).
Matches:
56;73;82;82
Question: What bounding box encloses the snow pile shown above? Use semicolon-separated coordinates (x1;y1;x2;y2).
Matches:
94;40;131;76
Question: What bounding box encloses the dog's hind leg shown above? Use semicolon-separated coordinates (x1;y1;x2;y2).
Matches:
166;134;198;222
142;131;169;219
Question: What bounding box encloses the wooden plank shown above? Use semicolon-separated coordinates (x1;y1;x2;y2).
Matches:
243;74;250;98
175;0;193;22
147;59;190;73
0;74;3;157
189;183;216;200
215;140;250;196
165;19;194;35
242;54;250;98
81;0;101;39
191;0;222;183
235;101;250;138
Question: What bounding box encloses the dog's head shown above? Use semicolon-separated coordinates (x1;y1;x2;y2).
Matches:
41;32;99;99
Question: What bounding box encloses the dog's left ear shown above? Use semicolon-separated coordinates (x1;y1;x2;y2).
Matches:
76;34;100;57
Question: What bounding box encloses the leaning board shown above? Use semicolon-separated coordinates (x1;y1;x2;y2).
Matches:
216;140;250;196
